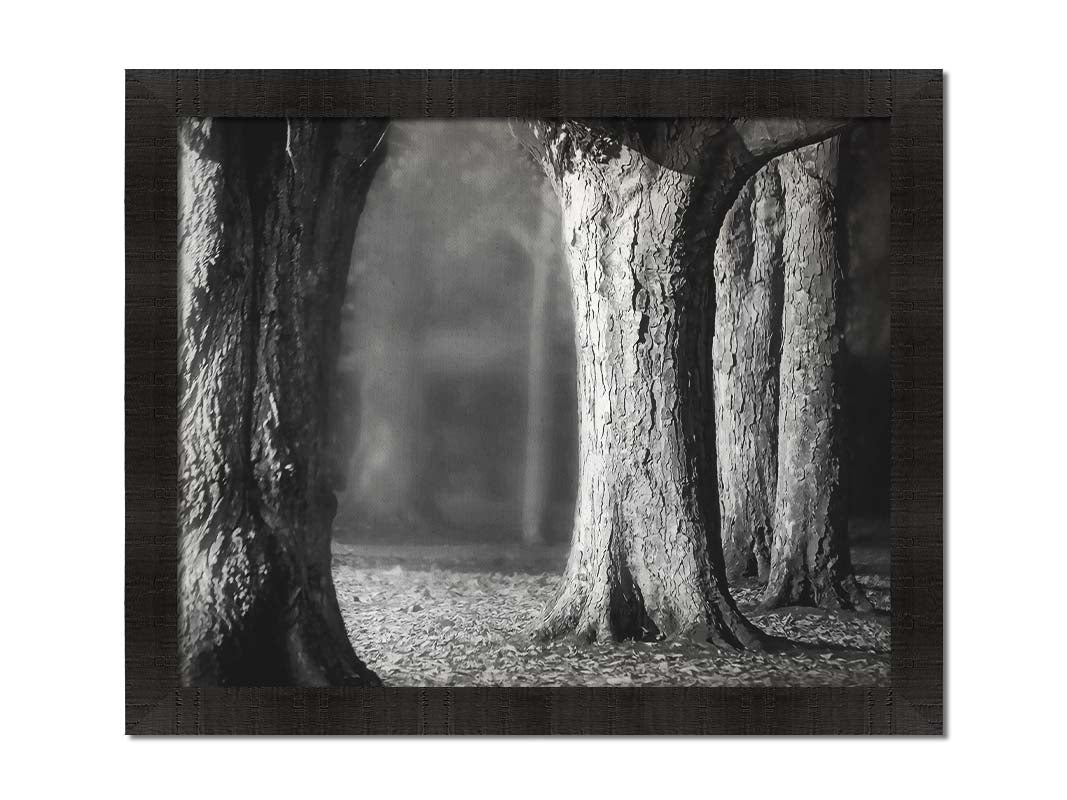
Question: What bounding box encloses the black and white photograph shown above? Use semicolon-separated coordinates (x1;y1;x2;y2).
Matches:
177;115;891;689
7;0;1067;783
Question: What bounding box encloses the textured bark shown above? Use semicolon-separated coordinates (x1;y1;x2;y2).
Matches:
520;120;848;646
713;163;785;582
177;117;388;686
762;138;870;611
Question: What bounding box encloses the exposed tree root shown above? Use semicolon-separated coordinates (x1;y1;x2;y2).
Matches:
758;569;872;614
535;570;768;652
286;602;382;687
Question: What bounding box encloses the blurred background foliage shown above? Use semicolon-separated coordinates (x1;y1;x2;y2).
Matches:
329;120;888;544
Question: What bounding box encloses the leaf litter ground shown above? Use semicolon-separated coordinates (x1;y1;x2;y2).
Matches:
333;542;890;687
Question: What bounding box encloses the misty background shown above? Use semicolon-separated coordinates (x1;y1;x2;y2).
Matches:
326;119;889;545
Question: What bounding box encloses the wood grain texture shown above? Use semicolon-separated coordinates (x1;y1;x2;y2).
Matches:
126;69;942;734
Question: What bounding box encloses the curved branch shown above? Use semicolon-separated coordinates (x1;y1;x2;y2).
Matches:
732;118;853;162
514;117;851;182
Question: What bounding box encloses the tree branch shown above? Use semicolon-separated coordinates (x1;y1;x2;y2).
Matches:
732;118;853;162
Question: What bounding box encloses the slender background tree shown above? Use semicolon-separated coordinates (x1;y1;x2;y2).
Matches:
337;121;573;543
519;185;565;546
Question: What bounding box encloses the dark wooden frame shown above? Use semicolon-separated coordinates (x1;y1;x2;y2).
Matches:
126;69;943;735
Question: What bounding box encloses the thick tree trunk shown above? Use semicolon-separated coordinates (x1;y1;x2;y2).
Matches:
761;138;870;611
712;162;785;582
177;117;388;686
539;138;751;644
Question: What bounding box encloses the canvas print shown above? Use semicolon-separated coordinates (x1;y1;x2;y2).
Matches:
178;117;889;687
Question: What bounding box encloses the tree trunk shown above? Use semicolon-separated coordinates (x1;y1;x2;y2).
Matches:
761;138;870;611
177;117;388;686
712;162;785;582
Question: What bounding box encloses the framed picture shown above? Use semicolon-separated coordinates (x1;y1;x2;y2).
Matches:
126;69;942;734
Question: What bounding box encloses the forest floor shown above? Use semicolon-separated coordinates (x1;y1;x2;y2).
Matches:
333;525;890;687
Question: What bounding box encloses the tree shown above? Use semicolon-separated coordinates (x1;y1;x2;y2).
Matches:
177;117;388;686
761;137;871;611
520;119;848;646
712;161;785;582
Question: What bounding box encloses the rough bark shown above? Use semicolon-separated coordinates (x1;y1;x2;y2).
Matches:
177;117;388;686
761;138;870;611
712;162;785;582
520;120;847;646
